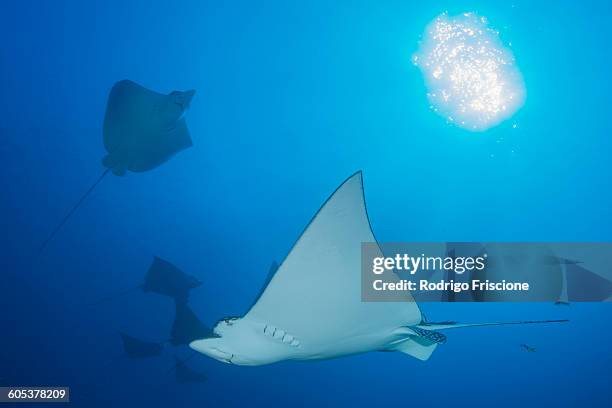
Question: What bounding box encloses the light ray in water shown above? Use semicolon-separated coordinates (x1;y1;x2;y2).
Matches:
413;12;525;131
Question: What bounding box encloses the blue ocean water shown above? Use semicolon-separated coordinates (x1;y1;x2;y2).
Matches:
1;0;611;406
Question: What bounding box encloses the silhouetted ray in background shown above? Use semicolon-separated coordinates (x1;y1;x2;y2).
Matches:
40;80;195;251
91;256;201;305
174;356;207;384
170;301;216;347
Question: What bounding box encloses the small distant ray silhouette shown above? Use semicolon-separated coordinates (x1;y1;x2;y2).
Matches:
170;301;216;347
91;256;201;305
40;80;195;251
520;344;536;352
565;263;612;302
174;356;207;384
143;256;202;302
547;257;612;303
120;332;164;358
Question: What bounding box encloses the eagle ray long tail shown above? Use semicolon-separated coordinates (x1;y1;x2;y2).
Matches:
39;168;111;251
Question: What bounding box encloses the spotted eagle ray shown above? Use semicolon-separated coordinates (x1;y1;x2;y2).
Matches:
190;172;567;366
40;80;195;250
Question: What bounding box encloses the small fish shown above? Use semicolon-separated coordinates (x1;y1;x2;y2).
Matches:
520;344;536;352
554;300;570;306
